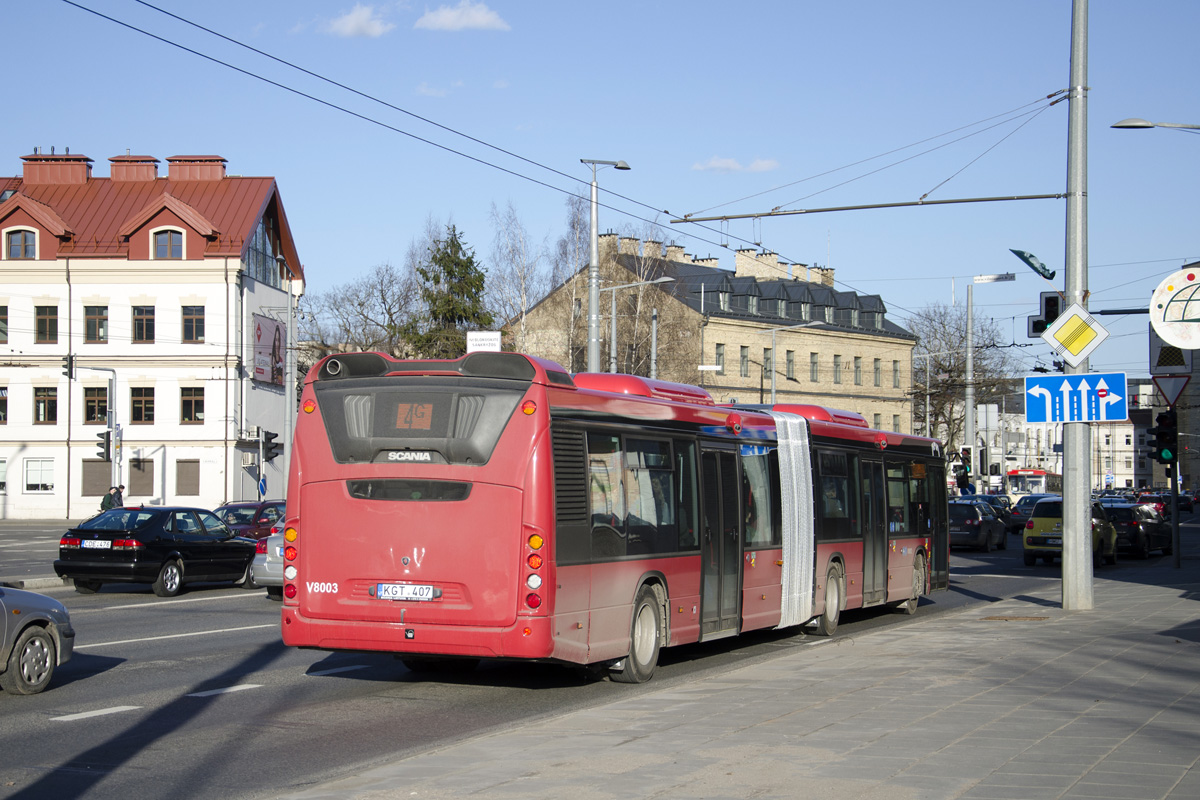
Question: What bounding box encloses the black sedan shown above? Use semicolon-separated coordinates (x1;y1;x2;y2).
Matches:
949;500;1007;552
1106;502;1173;559
54;507;257;597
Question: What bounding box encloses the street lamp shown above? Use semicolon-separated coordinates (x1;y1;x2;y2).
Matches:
1111;118;1200;133
600;277;674;373
758;322;819;402
581;158;631;373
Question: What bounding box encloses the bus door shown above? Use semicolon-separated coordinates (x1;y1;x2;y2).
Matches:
860;458;888;606
699;447;742;640
928;464;950;590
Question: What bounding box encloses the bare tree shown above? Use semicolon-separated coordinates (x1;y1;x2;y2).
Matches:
299;261;420;357
488;200;549;354
907;302;1018;450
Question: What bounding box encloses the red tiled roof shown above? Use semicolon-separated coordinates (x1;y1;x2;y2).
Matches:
0;156;303;282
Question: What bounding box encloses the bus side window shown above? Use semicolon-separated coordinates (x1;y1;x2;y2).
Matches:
741;450;778;547
816;450;858;540
675;440;700;551
587;433;626;559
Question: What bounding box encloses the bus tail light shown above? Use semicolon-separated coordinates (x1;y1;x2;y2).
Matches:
526;574;543;590
284;545;298;561
527;553;543;569
284;584;297;599
525;593;542;609
283;526;299;600
521;400;537;415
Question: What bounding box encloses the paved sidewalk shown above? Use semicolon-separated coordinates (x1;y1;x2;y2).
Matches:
284;555;1200;800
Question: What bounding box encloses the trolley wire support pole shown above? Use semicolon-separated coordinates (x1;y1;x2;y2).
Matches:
1061;0;1092;611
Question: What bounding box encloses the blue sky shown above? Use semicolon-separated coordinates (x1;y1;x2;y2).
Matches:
9;1;1198;377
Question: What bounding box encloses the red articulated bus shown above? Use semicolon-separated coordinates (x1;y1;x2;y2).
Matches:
279;351;949;683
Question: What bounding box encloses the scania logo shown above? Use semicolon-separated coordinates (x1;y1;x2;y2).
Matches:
387;451;432;462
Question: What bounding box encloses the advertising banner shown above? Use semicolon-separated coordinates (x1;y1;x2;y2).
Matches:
253;313;285;386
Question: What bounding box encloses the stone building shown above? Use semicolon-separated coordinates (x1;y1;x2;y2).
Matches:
518;235;916;431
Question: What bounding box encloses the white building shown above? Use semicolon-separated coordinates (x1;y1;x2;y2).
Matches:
1;150;303;519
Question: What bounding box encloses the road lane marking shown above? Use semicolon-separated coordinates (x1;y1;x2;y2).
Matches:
74;624;275;650
73;593;267;614
52;706;142;721
187;684;262;698
307;665;370;677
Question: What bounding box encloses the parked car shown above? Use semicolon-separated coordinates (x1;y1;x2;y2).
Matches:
1136;493;1171;519
974;494;1018;534
1010;493;1056;533
250;528;284;600
54;507;258;597
1023;497;1117;567
1105;503;1172;559
0;585;75;695
213;500;286;540
949;500;1007;552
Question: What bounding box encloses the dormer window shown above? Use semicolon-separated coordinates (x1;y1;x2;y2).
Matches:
719;291;730;312
154;229;183;259
6;229;35;259
748;296;759;315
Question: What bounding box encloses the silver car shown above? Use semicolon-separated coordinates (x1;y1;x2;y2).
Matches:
250;531;284;600
1;585;75;695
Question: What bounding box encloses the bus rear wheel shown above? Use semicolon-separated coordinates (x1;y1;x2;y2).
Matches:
897;555;925;615
815;565;843;636
611;585;662;684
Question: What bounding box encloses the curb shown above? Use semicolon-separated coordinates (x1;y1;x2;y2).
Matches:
1;576;71;591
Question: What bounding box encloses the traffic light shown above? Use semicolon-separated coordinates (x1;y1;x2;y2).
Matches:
1147;409;1178;464
960;447;972;474
96;430;111;462
1027;291;1063;337
61;354;74;379
262;430;282;462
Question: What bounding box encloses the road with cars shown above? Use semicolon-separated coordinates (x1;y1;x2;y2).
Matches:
1;513;1195;800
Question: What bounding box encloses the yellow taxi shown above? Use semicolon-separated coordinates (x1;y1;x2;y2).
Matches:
1023;496;1118;567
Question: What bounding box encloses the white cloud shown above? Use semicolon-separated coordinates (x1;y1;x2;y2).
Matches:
326;4;396;38
692;156;780;173
416;82;448;97
414;1;511;31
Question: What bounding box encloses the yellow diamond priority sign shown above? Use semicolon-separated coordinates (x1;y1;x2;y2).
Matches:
1040;302;1109;368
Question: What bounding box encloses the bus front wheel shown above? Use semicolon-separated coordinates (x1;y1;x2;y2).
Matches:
611;585;662;684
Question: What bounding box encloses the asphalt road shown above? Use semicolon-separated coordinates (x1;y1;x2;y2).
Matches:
0;516;1192;800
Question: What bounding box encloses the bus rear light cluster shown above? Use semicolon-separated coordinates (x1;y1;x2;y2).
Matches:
525;532;544;609
283;526;299;599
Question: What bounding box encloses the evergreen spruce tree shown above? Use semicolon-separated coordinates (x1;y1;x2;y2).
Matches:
404;224;494;358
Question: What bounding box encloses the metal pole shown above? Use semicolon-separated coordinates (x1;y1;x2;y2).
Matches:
1062;0;1092;610
283;265;297;480
1171;464;1181;569
770;329;777;403
587;166;601;373
925;358;931;437
610;289;618;373
965;284;975;480
651;308;658;379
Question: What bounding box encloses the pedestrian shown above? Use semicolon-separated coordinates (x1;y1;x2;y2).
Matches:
100;486;118;512
114;484;125;506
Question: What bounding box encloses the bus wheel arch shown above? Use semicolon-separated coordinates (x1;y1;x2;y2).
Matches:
611;578;667;684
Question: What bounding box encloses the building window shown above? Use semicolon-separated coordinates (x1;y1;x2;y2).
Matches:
34;387;57;423
0;305;7;344
1124;458;1133;470
853;356;862;386
893;415;901;433
833;355;842;384
0;388;7;423
764;347;773;378
182;305;205;343
7;229;36;259
84;387;107;424
718;292;730;312
154;229;182;259
0;457;6;491
873;358;881;387
740;346;750;378
177;459;201;496
85;306;109;343
36;306;58;343
181;387;204;423
873;413;882;429
131;387;155;423
893;360;900;388
24;458;54;493
133;306;155;343
809;352;819;382
786;350;795;380
748;296;759;315
715;344;725;375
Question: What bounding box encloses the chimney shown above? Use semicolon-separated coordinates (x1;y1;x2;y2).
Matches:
167;155;227;181
109;155;160;182
21;151;93;184
643;240;662;259
695;256;720;268
811;266;835;287
619;236;639;256
665;245;685;262
598;232;618;263
734;249;781;280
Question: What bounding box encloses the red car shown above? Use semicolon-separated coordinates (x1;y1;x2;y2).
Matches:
1136;493;1170;519
213;500;286;540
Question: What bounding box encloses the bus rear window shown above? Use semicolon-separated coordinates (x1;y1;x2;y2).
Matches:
314;377;528;465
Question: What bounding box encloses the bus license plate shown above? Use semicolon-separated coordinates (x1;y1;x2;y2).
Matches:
376;583;435;601
1047;537;1062;545
82;540;112;549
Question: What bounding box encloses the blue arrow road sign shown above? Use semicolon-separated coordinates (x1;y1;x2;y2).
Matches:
258;477;267;496
1024;373;1128;423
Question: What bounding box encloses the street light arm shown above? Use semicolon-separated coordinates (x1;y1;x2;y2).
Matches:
1112;117;1200;132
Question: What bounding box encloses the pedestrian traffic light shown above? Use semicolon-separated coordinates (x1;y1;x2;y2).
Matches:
262;430;282;462
61;354;74;379
1147;409;1178;464
96;430;111;462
